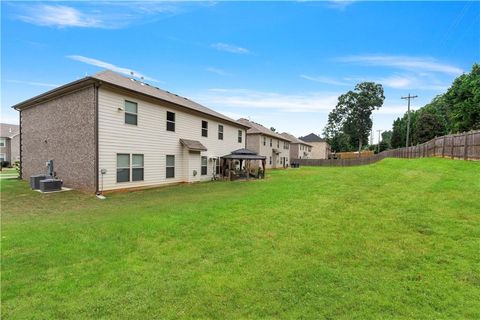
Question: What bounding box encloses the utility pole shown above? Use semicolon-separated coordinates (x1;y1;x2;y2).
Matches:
370;129;374;146
377;129;382;153
401;94;418;148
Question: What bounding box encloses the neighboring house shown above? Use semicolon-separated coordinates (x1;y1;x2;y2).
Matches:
237;118;291;168
12;70;249;192
0;123;20;166
298;133;331;159
280;132;313;160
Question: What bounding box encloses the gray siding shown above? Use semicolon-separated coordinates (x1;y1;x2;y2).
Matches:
21;85;96;191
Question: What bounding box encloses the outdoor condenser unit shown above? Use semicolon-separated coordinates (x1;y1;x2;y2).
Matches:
39;179;63;192
30;175;47;190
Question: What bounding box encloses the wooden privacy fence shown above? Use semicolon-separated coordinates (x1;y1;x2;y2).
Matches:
293;130;480;167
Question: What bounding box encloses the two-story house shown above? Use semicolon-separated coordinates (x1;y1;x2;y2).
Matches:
0;123;20;166
12;70;249;193
237;118;291;168
280;132;313;160
298;133;331;159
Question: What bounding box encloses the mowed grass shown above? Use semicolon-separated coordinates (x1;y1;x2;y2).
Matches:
1;158;480;319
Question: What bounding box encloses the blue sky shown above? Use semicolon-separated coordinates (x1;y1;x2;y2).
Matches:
2;1;479;141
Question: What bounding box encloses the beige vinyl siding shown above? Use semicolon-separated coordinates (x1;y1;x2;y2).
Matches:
310;142;330;159
98;87;245;190
246;133;289;169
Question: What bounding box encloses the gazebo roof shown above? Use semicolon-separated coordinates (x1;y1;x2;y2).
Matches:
222;148;266;160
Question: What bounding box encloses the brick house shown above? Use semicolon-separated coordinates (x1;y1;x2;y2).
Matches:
12;70;249;192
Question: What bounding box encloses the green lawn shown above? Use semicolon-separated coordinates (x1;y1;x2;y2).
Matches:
2;158;479;319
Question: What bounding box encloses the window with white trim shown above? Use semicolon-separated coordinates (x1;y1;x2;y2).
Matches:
263;137;266;146
166;155;175;178
218;125;224;140
117;154;144;183
132;154;144;181
124;100;138;125
166;111;175;132
117;154;130;182
270;138;272;147
202;121;208;137
201;156;208;175
0;138;5;147
238;130;242;143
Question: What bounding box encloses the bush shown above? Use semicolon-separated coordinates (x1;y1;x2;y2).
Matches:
1;161;10;168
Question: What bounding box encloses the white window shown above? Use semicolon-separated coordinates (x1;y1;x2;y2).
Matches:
202;121;208;137
218;125;224;140
238;130;242;143
201;156;208;175
0;138;5;147
263;137;266;146
166;111;175;132
116;154;130;182
166;155;175;178
132;154;144;181
124;101;138;125
117;154;144;183
270;138;272;147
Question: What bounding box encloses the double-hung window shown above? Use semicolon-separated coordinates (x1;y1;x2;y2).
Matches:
218;125;224;140
263;137;266;146
117;154;144;183
201;156;208;175
166;111;175;132
238;130;242;143
124;101;138;125
0;138;5;147
166;155;175;178
116;154;130;182
277;140;280;148
216;158;221;175
202;121;208;137
270;139;272;147
132;154;144;181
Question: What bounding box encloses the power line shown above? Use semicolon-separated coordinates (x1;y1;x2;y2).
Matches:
401;94;418;148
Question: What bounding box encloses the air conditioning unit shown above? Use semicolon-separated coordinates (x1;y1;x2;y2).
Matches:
39;179;63;192
30;175;47;190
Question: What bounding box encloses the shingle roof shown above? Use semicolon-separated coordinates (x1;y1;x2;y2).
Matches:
0;123;19;138
237;118;291;142
299;133;326;143
280;132;312;146
12;70;248;130
180;139;208;151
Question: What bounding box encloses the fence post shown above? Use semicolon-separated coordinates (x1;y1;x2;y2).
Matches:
451;135;455;159
442;136;446;157
464;132;468;160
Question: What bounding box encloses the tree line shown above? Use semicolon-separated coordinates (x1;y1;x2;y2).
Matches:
323;63;479;152
390;63;479;148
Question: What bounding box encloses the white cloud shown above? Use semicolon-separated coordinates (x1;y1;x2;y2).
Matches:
66;55;159;82
211;43;250;54
5;79;59;88
18;5;104;28
193;88;339;113
15;3;183;29
338;54;463;75
300;74;348;86
325;0;356;10
205;67;230;76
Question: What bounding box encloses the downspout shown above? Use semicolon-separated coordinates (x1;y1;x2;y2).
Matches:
94;82;100;195
19;110;22;179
